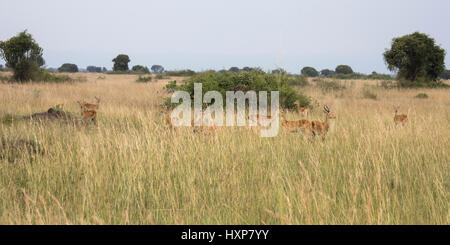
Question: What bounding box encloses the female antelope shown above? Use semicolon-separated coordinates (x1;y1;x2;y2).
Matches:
393;106;408;126
280;109;312;134
77;97;100;125
311;105;335;140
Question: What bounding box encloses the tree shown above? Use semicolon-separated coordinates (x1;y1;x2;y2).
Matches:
335;65;353;74
384;32;446;83
301;67;319;77
229;67;240;73
151;64;164;74
132;65;150;73
440;70;450;80
58;63;78;72
102;67;107;72
112;54;130;71
320;69;335;77
0;30;45;81
87;66;102;73
0;64;3;70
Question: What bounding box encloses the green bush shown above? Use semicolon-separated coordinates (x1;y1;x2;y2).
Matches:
168;70;309;109
136;75;152;83
164;80;177;91
415;93;429;99
132;65;150;74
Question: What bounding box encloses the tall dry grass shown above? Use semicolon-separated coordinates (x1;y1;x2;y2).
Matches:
0;73;448;224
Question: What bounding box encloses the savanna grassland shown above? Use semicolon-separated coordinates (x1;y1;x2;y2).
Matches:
0;72;449;224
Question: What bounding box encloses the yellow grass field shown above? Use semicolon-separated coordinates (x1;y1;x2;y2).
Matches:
0;72;449;224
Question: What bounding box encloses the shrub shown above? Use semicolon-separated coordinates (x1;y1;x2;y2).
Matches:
132;65;150;74
169;70;309;109
301;67;319;77
136;75;152;83
415;93;429;99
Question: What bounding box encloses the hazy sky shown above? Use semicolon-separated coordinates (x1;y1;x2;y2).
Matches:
1;0;449;73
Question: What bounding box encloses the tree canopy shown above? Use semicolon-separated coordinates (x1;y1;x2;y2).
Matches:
301;67;319;77
151;65;164;74
58;63;78;73
132;65;150;73
112;54;130;71
335;65;353;75
0;30;45;81
384;32;445;84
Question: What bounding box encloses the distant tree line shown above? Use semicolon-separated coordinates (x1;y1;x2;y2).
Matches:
1;31;447;87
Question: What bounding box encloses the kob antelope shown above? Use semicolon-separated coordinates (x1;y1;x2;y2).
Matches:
393;106;408;126
297;104;310;118
280;109;312;134
311;105;335;140
77;97;100;125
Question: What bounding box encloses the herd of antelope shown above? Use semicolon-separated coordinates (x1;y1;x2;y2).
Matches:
75;96;408;140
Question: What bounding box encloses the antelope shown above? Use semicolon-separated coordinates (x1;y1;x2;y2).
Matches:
280;109;312;134
77;97;100;125
77;97;100;111
311;105;335;140
393;106;408;126
80;109;98;125
296;103;310;118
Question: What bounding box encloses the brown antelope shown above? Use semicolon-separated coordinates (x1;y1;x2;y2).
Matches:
80;109;98;125
78;97;100;111
296;103;310;118
311;105;336;140
77;97;100;125
393;106;408;126
280;109;312;134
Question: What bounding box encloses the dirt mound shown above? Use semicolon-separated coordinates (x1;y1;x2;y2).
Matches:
23;108;78;123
